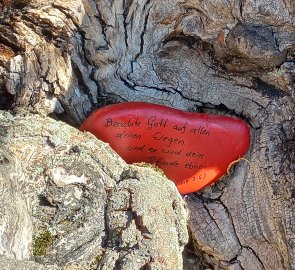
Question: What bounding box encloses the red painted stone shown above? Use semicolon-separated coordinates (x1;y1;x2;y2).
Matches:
80;102;250;194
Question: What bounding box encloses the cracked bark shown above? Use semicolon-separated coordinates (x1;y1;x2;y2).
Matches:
0;0;295;269
0;111;188;270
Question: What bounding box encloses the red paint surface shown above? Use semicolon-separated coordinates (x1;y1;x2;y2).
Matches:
80;102;250;194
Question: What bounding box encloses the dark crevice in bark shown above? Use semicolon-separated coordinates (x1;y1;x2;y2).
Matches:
193;102;254;127
95;9;111;50
244;246;266;270
122;68;202;104
142;85;175;95
20;14;69;52
20;14;51;39
239;0;244;18
219;200;243;248
122;0;132;49
89;68;102;96
161;33;216;75
73;104;84;123
0;25;23;53
48;109;72;128
162;32;203;49
32;51;58;107
143;0;151;11
114;259;121;270
133;213;152;239
52;4;80;29
90;68;120;110
252;77;287;98
134;5;151;62
76;30;93;67
229;255;244;270
28;86;41;107
0;90;14;110
117;73;136;90
190;193;222;206
100;187;113;255
118;169;141;184
71;60;95;108
10;1;30;10
202;203;224;235
41;28;55;42
139;263;150;270
38;194;58;208
183;235;210;269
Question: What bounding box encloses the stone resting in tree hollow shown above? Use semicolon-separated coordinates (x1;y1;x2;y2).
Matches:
80;102;251;194
0;0;294;268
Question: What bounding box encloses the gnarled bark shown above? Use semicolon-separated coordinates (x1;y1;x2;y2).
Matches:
0;111;188;269
0;0;294;269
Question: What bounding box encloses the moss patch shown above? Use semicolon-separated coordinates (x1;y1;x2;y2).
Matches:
33;231;53;256
133;162;166;177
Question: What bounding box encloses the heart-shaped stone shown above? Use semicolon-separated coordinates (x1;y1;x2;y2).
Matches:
80;102;250;194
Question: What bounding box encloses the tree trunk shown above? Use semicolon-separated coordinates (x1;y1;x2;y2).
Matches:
0;110;188;269
0;0;295;269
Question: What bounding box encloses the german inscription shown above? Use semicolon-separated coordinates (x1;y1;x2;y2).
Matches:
80;102;250;194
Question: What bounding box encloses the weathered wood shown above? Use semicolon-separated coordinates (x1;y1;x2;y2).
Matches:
0;0;294;269
0;111;188;269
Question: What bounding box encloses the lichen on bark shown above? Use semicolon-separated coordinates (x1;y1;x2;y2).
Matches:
0;111;188;270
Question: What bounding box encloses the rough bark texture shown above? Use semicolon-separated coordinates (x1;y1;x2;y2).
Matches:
0;111;188;269
0;0;294;269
